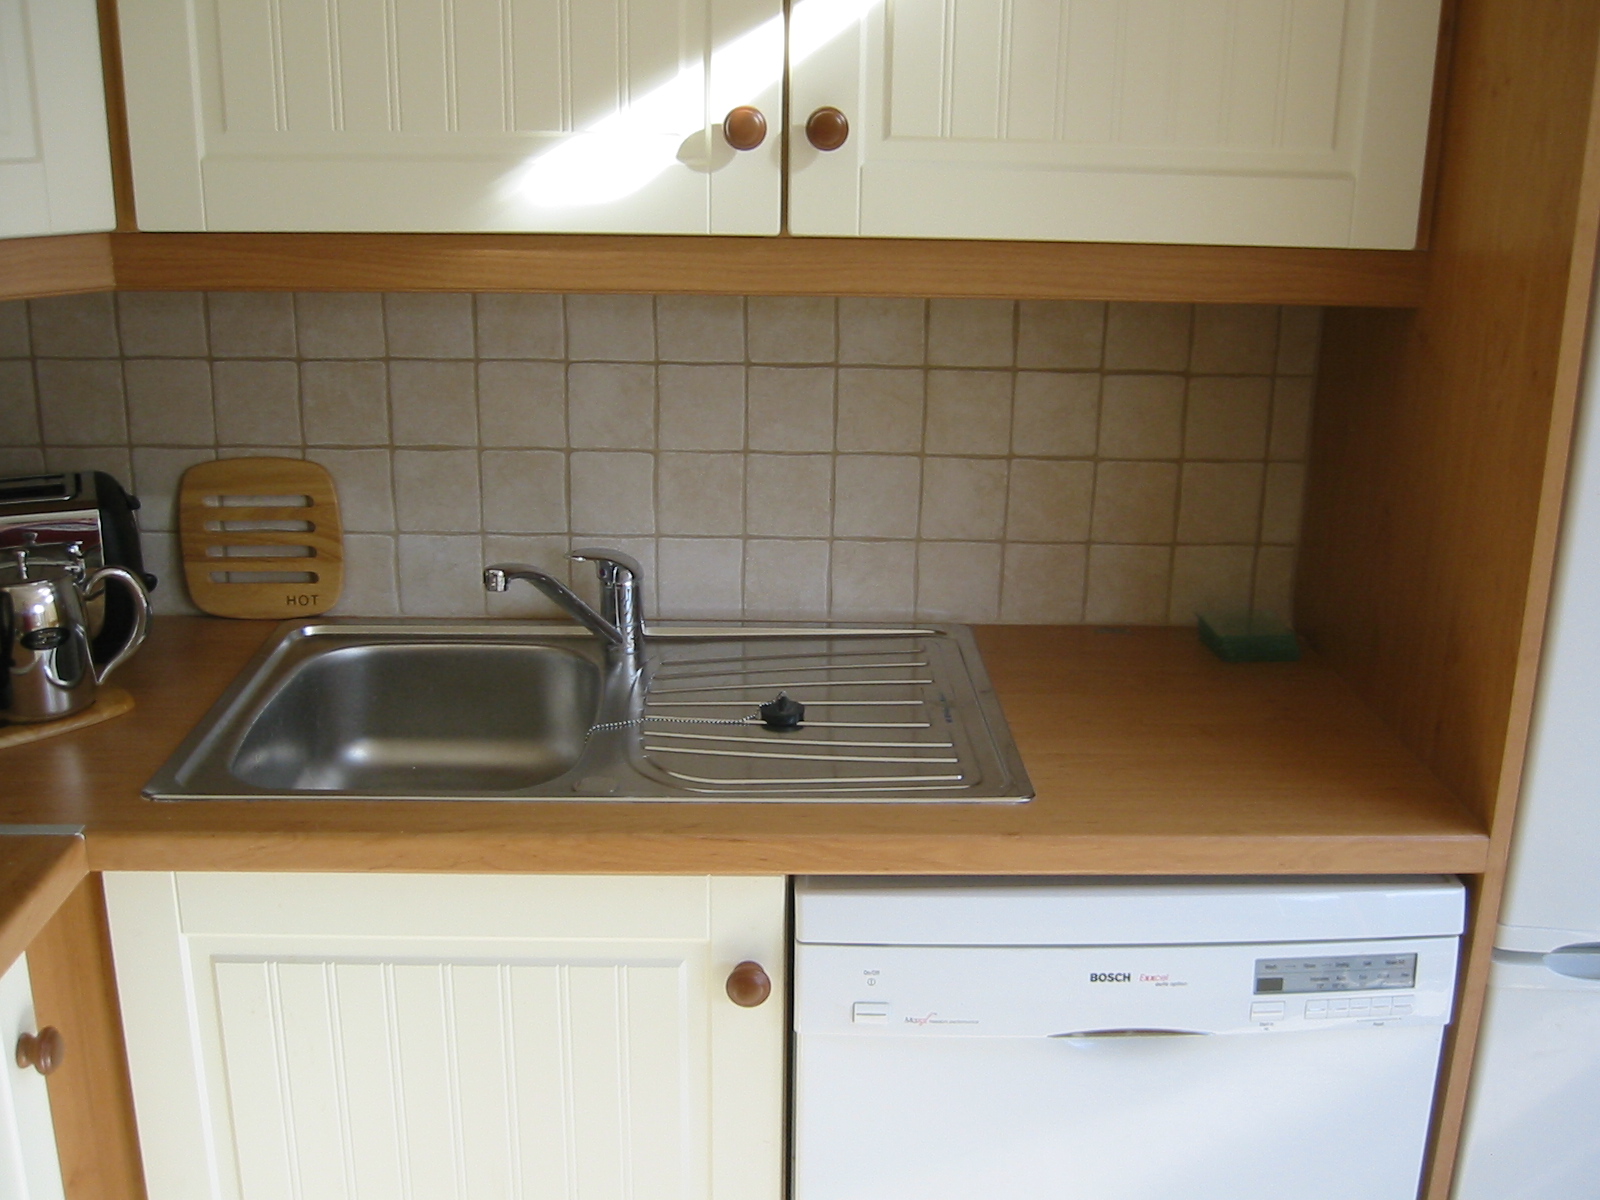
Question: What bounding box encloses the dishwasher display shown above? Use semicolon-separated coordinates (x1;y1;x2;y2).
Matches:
793;875;1464;1200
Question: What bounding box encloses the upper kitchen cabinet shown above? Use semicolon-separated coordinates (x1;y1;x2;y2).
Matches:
792;0;1443;247
117;0;784;233
0;0;115;239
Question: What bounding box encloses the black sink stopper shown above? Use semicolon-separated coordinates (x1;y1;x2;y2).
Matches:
759;691;805;731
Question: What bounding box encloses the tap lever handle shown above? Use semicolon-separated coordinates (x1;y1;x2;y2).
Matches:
569;547;643;581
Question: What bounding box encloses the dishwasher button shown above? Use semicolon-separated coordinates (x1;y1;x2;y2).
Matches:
1250;1001;1285;1022
1305;1000;1328;1018
1390;996;1414;1015
1369;997;1393;1015
853;1002;890;1025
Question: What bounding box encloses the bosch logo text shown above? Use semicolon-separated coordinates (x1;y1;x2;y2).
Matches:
1089;972;1133;983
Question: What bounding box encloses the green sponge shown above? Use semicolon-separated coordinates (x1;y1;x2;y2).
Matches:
1197;611;1300;663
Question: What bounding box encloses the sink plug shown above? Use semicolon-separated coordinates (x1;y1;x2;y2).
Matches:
759;691;805;731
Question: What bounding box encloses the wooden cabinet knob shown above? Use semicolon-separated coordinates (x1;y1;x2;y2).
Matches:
723;106;768;151
15;1026;64;1076
805;107;850;151
725;960;772;1007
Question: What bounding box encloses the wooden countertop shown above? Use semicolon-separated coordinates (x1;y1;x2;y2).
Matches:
0;618;1488;876
0;835;87;975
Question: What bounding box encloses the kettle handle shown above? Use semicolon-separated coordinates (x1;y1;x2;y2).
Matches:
83;567;151;686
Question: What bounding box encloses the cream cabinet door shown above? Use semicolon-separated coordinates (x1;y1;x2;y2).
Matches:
118;0;783;233
789;0;1441;247
104;872;786;1200
0;0;115;238
0;955;67;1200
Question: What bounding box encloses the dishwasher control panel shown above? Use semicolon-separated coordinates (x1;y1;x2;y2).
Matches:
1255;952;1418;994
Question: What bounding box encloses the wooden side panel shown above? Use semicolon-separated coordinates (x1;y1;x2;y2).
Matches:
25;877;146;1200
0;233;113;302
1295;2;1600;1196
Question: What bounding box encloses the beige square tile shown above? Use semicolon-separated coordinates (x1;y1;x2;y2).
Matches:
306;448;394;532
131;447;216;532
833;455;921;538
1277;307;1323;375
478;360;566;447
213;361;301;445
928;299;1014;368
482;449;567;534
831;541;916;620
0;449;44;475
1269;377;1315;461
1017;301;1105;369
1085;544;1171;624
748;366;834;451
567;362;655;449
389;360;478;445
570;451;655;534
920;458;1008;540
1012;372;1098;457
1091;462;1179;543
0;362;39;445
659;364;745;450
476;294;564;360
1098;376;1184;459
744;539;830;619
1184;376;1271;460
384;293;474;358
117;293;208;357
1190;304;1278;375
396;534;487;617
28;294;119;357
748;296;835;364
208;293;296;357
1168;545;1256;624
0;300;30;357
330;534;400;616
393;449;481;532
917;542;1002;621
746;454;831;537
1104;302;1191;371
656;296;744;362
301;361;388;445
1176;462;1264;543
1261;462;1306;545
565;294;655;362
43;446;132;486
839;298;925;365
295;293;386;358
126;359;214;445
837;368;923;453
658;451;744;535
36;361;126;444
1253;545;1297;621
1001;543;1088;623
925;370;1011;455
1006;459;1093;542
656;538;744;618
483;534;571;618
139;532;200;616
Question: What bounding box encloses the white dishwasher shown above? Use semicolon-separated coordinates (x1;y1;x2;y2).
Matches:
793;875;1464;1200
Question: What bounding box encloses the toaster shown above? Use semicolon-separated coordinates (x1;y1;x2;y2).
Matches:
0;472;158;656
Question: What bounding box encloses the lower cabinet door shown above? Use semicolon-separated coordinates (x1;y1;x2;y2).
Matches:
104;873;786;1200
0;955;67;1200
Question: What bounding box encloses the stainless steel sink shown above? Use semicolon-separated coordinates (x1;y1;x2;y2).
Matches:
145;620;1032;803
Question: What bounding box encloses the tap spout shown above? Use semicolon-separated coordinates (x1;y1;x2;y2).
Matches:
483;563;627;648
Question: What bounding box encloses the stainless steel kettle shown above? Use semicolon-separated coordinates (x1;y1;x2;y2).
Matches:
1;544;150;724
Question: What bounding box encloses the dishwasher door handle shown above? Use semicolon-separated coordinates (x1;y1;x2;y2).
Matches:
1049;1028;1212;1039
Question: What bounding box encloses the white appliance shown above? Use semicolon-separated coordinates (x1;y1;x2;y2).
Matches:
793;875;1464;1200
1452;270;1600;1198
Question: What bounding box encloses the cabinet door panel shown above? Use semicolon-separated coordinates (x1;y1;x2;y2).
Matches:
121;0;784;233
0;0;114;238
790;0;1440;247
106;872;785;1200
0;955;66;1200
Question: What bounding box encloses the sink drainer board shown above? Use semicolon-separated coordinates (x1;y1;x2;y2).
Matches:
636;636;992;797
142;621;1032;803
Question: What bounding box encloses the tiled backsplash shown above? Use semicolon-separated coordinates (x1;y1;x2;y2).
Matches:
0;292;1318;624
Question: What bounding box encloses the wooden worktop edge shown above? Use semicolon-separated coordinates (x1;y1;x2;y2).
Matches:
0;837;88;976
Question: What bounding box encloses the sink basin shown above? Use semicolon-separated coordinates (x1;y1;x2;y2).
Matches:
146;620;1032;803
